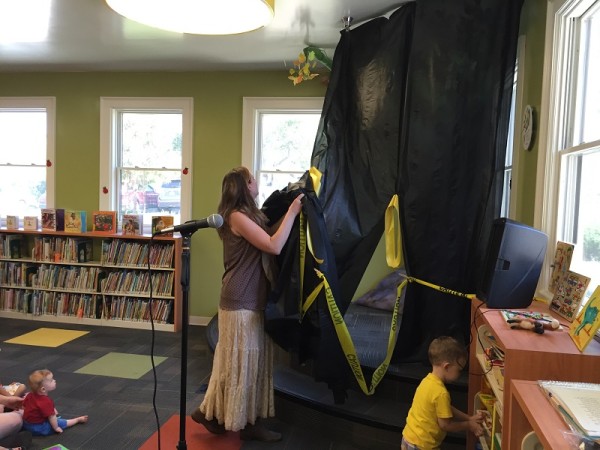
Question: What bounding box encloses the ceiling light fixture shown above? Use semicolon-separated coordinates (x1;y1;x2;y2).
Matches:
105;0;275;35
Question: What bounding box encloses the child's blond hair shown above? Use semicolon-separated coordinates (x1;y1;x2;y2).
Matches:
428;336;467;366
28;369;52;393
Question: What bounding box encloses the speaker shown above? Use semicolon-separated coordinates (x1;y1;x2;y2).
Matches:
477;218;548;309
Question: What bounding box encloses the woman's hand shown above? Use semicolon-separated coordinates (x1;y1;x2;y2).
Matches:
289;193;304;216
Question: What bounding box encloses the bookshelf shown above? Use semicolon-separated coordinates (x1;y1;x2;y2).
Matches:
508;380;573;449
468;298;600;450
0;228;181;332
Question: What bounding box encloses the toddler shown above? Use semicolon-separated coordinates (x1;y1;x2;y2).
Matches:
22;369;88;436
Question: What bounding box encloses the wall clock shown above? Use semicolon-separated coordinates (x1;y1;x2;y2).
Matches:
522;105;534;151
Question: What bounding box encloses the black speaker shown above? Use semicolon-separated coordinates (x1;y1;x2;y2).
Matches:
477;218;548;309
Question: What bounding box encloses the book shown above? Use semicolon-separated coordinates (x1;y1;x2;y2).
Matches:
41;208;65;231
550;241;575;293
75;239;93;263
538;380;600;439
569;285;600;352
151;215;174;236
550;270;591;321
64;210;87;233
122;214;143;235
92;211;116;233
7;236;22;259
23;216;39;231
6;215;18;229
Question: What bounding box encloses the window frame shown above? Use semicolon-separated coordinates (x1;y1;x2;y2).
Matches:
535;0;600;299
0;96;56;212
99;97;193;229
241;97;324;188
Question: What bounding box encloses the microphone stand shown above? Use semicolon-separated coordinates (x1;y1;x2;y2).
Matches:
177;231;193;450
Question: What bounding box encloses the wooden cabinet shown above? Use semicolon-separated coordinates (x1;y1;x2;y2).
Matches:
468;298;600;450
0;229;181;332
508;380;573;450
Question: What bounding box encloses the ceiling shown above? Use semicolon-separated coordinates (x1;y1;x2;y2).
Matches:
0;0;408;72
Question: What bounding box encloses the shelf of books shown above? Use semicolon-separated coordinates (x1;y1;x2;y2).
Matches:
0;229;181;332
467;298;600;450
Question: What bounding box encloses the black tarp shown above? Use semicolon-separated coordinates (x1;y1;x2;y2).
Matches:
265;0;523;394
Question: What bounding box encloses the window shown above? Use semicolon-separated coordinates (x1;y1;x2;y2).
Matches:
537;0;600;302
100;98;193;234
242;97;323;206
0;97;55;226
501;36;526;219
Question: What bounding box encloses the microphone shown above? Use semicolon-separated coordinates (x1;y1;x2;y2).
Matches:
154;214;223;235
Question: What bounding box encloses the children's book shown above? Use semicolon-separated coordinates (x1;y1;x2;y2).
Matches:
122;214;143;235
6;215;18;229
152;215;174;236
549;241;575;293
41;208;65;231
64;210;87;233
24;216;39;231
569;285;600;352
550;270;591;322
92;211;117;233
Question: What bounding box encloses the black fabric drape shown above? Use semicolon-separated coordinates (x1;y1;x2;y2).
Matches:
312;4;416;309
311;0;523;363
394;0;523;361
264;0;524;396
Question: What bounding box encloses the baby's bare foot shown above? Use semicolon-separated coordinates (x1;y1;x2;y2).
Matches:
77;415;89;424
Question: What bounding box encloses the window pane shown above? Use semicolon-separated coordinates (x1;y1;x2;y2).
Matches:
0;166;46;217
581;10;600;144
119;169;181;228
257;112;320;204
259;114;319;171
561;149;600;300
0;110;46;164
120;112;182;169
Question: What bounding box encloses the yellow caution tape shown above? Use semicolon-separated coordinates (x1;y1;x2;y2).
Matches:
385;194;403;269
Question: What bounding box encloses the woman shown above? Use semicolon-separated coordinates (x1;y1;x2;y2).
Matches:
192;167;304;441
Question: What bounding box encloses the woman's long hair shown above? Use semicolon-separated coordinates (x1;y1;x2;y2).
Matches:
217;166;267;239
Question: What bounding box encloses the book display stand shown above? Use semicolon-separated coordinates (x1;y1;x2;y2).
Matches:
0;228;181;332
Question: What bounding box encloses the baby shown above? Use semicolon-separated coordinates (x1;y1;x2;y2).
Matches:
22;369;88;436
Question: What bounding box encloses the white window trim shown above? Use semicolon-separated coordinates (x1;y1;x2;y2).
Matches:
242;97;324;175
0;96;56;208
534;0;597;300
99;97;193;222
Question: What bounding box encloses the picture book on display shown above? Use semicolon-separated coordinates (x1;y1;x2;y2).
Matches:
550;270;591;321
6;215;18;230
122;214;143;235
550;241;575;293
24;216;38;231
92;211;117;233
152;215;174;236
569;285;600;352
64;210;87;233
41;208;65;231
538;380;600;440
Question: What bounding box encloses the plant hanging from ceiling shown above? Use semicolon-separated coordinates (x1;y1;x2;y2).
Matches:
288;46;333;86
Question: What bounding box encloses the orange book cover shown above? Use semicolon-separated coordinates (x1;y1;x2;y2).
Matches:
92;211;116;233
151;215;174;236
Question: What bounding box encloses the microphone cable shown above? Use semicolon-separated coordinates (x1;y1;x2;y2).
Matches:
148;235;162;450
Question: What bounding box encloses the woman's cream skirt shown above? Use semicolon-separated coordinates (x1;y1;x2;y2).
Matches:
199;308;275;431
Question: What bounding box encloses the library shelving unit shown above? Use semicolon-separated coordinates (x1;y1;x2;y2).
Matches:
0;228;181;332
467;298;600;450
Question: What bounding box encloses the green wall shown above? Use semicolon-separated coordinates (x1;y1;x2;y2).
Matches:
0;71;328;319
